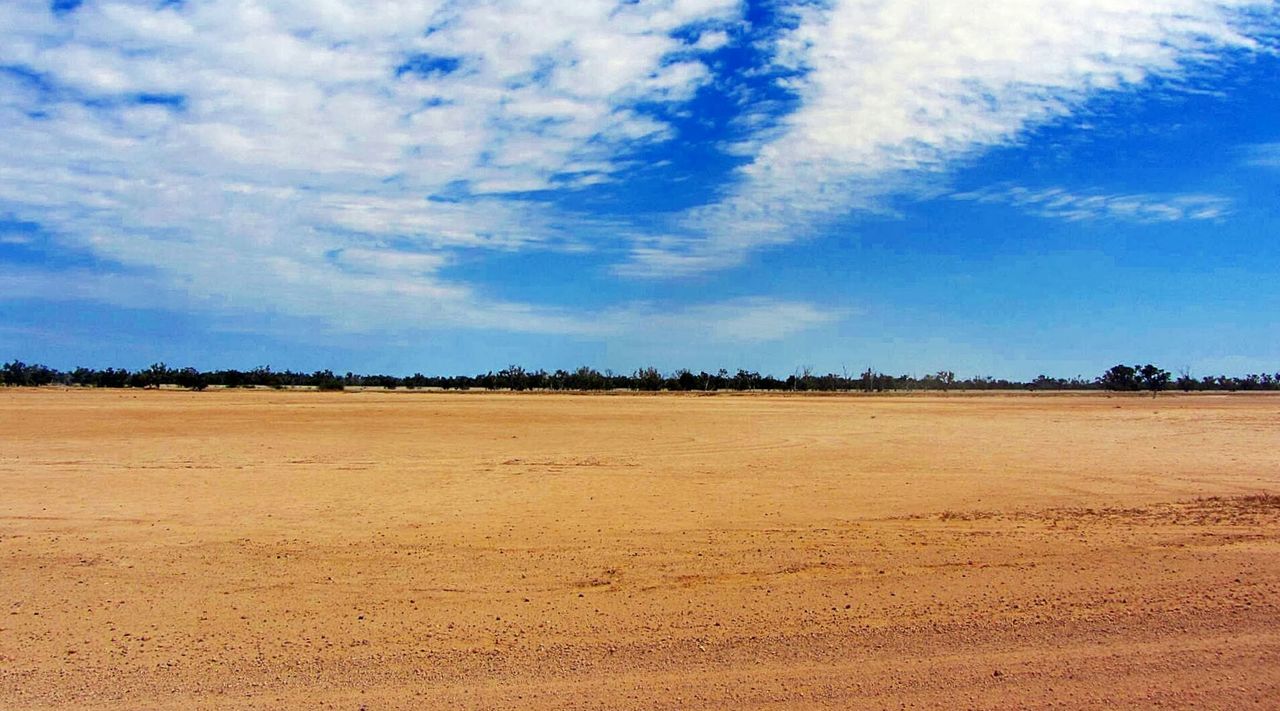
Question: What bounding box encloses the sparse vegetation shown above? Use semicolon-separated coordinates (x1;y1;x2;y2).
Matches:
2;359;1276;392
1198;493;1280;509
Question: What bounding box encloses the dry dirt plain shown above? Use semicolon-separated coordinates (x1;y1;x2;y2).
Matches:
2;388;1279;709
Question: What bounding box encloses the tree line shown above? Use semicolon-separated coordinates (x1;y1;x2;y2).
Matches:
3;360;1277;393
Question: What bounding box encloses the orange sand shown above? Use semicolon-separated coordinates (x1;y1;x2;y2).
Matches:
2;388;1278;708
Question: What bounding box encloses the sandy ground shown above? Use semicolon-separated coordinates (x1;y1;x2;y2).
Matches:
2;388;1279;709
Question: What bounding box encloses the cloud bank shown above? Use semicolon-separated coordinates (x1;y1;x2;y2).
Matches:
0;0;746;333
620;0;1275;276
0;0;1275;340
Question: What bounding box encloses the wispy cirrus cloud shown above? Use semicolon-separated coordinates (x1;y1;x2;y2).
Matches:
0;0;1276;347
1243;142;1280;167
951;186;1234;223
0;0;760;335
603;297;843;344
0;259;832;354
619;0;1276;277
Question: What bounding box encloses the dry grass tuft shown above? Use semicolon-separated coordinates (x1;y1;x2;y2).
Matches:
1197;492;1280;509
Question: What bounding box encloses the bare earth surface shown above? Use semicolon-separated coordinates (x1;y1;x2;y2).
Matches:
2;389;1279;709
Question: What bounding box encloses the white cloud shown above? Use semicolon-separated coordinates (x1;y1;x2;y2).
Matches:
0;260;835;348
604;297;843;343
0;265;176;310
333;248;450;275
0;0;1274;344
702;299;839;342
690;30;731;52
0;0;743;332
620;0;1275;276
1244;142;1280;167
952;186;1234;223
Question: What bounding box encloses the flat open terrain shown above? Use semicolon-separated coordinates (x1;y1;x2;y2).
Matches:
2;389;1279;709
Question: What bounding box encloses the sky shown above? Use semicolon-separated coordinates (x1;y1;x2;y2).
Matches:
1;0;1278;379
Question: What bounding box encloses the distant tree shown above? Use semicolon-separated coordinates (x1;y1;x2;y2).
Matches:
732;369;761;391
549;369;570;391
249;366;280;389
633;367;663;391
1100;364;1140;391
674;369;698;391
716;368;729;386
498;365;528;391
527;369;549;390
175;367;208;391
2;360;59;386
568;366;606;391
791;365;814;391
3;360;31;386
136;362;172;389
1176;367;1197;392
311;369;345;391
1030;374;1056;390
1138;364;1171;397
99;367;131;388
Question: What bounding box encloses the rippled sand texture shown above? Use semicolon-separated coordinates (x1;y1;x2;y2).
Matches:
3;389;1279;708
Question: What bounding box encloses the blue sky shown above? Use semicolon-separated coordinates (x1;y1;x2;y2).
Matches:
1;0;1278;379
